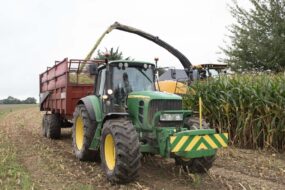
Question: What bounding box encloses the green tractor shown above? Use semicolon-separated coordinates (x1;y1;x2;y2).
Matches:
71;22;228;183
72;59;228;183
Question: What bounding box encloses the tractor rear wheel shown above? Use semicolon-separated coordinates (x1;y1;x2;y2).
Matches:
46;114;61;139
100;119;141;183
72;104;100;161
176;117;215;173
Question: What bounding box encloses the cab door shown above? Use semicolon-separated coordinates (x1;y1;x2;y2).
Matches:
95;68;107;113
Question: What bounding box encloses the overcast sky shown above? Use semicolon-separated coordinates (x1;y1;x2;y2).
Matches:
0;0;250;100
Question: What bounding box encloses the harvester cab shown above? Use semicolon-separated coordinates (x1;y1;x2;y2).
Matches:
158;63;228;94
191;63;228;79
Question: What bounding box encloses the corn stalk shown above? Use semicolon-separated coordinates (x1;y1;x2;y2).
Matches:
183;74;285;151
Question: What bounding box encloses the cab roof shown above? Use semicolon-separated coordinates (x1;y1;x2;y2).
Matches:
109;60;154;65
193;63;228;69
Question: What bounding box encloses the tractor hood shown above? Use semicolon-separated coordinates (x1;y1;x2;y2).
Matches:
128;91;182;101
127;91;184;130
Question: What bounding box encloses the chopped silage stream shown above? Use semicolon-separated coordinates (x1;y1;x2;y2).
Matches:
0;106;284;189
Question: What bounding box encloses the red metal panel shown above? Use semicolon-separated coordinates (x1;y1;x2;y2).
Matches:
40;58;99;120
56;75;66;88
65;85;94;119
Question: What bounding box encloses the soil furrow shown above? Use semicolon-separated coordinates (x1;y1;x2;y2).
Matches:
0;107;284;190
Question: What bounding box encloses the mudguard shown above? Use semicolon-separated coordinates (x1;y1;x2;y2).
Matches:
77;95;103;122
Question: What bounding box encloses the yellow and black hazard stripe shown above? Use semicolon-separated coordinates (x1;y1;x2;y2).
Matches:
170;133;228;152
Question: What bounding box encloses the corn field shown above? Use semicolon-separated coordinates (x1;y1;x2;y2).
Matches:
183;74;285;151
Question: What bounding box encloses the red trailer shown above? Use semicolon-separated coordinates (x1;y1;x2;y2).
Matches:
39;58;103;137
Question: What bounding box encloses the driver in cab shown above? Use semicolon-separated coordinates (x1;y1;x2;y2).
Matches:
114;72;132;110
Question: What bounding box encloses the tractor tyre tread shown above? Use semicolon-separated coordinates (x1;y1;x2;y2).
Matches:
72;104;100;162
46;114;61;139
101;119;141;184
42;114;48;137
176;116;215;173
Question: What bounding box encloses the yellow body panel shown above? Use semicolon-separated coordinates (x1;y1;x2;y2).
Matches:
156;80;188;94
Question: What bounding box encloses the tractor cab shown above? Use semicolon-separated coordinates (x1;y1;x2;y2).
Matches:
91;60;156;113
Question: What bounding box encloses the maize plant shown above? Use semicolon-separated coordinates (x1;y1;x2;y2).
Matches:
183;74;285;151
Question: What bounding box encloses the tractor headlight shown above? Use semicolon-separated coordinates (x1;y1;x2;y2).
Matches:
107;89;113;95
160;113;183;121
102;95;108;100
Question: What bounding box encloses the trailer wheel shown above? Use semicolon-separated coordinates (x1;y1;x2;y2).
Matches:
46;114;61;139
100;119;141;183
42;114;48;137
176;117;215;173
72;104;100;161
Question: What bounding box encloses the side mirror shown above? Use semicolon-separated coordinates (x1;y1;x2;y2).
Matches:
155;67;166;76
89;64;98;75
171;69;176;79
185;69;193;81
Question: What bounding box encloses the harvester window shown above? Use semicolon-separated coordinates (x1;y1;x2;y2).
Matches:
207;69;218;77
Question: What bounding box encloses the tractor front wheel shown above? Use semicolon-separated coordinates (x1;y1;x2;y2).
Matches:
100;119;141;183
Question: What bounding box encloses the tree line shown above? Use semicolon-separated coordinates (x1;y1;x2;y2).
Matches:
0;96;37;104
221;0;285;72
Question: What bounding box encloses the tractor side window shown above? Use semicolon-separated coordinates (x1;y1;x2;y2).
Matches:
96;69;106;96
99;69;106;95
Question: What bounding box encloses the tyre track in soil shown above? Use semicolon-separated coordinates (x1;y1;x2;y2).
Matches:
0;107;284;189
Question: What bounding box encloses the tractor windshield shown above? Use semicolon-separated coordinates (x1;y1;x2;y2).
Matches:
112;65;155;93
112;65;155;109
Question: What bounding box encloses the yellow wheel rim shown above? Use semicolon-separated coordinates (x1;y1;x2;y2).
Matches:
75;115;84;150
104;134;116;170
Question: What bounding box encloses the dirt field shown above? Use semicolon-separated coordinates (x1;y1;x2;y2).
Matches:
0;105;284;189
